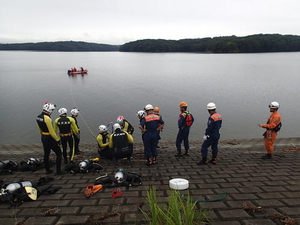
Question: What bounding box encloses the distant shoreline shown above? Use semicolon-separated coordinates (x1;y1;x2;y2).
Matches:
2;34;300;53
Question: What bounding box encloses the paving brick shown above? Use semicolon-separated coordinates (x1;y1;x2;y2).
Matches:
281;191;300;198
278;206;300;216
24;216;58;225
80;205;110;214
1;138;300;225
231;193;258;200
0;218;25;225
256;192;285;199
280;199;300;206
56;215;90;225
41;200;71;207
218;209;252;219
253;199;285;207
210;221;241;225
70;199;98;206
242;219;277;225
237;187;263;193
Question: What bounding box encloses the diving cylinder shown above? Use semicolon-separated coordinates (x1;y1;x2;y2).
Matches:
0;160;10;169
5;181;36;193
79;159;91;171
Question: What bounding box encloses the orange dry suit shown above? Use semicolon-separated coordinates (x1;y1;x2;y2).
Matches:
260;111;281;154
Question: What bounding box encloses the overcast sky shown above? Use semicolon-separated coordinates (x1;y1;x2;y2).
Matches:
1;0;299;45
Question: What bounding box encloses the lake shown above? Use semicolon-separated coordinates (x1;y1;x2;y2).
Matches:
0;51;299;145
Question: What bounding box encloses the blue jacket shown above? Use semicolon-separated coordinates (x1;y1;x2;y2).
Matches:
205;113;222;138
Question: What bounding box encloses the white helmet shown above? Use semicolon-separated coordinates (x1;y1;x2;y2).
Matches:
114;171;124;183
43;101;56;112
58;108;67;115
98;125;108;133
269;101;280;109
113;123;121;131
71;108;79;116
137;110;146;118
144;104;154;111
207;102;216;110
117;116;124;124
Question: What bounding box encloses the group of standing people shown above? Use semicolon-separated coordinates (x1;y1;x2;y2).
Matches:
36;99;281;174
36;102;81;175
174;101;223;165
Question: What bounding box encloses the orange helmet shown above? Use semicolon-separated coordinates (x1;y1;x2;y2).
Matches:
179;102;188;108
154;107;160;112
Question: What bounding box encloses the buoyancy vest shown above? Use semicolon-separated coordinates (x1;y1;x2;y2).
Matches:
57;116;72;134
36;113;50;133
182;111;194;127
72;116;79;128
112;130;128;149
123;120;134;134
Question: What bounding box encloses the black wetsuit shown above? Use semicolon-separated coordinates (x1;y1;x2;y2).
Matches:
36;112;62;174
72;115;80;154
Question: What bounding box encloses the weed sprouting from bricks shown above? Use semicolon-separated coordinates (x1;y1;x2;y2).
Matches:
44;207;59;216
273;214;297;225
242;203;263;212
86;213;119;224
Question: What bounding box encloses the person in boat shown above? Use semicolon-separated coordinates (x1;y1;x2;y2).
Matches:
54;108;79;164
97;125;112;159
36;101;63;175
80;67;84;71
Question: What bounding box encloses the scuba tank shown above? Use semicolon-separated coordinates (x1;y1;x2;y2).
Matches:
2;181;37;194
0;160;19;173
27;157;41;165
0;160;10;169
79;159;91;172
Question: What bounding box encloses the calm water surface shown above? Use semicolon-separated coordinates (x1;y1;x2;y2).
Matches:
0;51;300;145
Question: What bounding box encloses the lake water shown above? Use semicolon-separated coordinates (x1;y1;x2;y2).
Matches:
0;51;300;145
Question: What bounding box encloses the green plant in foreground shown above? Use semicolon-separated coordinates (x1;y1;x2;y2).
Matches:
140;187;210;225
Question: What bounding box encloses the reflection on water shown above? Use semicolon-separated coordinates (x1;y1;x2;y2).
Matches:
0;51;300;145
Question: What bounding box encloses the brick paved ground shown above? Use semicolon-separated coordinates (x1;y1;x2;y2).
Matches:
0;138;300;225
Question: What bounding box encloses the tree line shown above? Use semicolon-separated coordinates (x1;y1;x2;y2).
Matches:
119;34;300;53
1;34;300;53
0;41;119;51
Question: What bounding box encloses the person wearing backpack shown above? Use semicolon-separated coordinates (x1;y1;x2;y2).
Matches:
175;102;194;157
117;116;134;135
258;101;282;160
197;102;222;165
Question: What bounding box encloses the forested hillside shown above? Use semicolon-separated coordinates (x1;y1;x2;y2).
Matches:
2;34;300;53
119;34;300;53
0;41;119;51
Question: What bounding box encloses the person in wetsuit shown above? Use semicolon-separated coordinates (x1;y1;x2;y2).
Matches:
97;125;112;159
117;116;134;135
54;108;79;164
109;123;134;163
36;101;63;175
70;108;81;154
